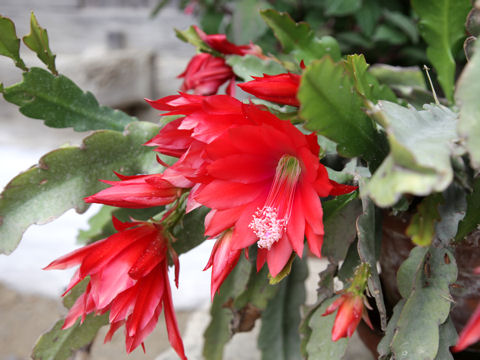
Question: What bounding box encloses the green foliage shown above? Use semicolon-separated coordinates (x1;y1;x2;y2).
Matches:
457;39;480;169
357;198;387;330
258;258;307;360
0;121;160;255
343;54;397;103
23;12;57;75
299;57;388;168
406;193;443;247
299;264;336;358
203;257;253;360
2;67;135;132
435;317;457;360
171;206;209;254
323;0;361;17
230;0;271;44
381;246;457;360
32;315;108;360
321;192;362;264
0;15;27;71
365;101;458;207
435;184;467;245
175;25;221;56
226;54;286;81
455;177;480;242
411;0;471;102
305;296;349;359
260;9;341;64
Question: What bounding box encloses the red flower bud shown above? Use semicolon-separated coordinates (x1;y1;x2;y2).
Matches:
238;73;301;107
322;293;371;341
178;53;235;96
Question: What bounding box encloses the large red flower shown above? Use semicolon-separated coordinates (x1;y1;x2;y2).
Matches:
44;219;186;358
194;104;355;277
238;73;301;107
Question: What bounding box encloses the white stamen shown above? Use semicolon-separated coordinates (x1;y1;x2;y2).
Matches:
249;206;286;250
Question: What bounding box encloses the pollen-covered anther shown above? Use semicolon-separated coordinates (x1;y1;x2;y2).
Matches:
249;206;287;250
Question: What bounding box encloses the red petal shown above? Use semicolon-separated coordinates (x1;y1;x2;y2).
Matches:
453;302;480;352
306;222;323;258
195;179;267;209
266;234;293;277
286;193;305;257
161;262;187;360
207;154;275;184
300;184;325;235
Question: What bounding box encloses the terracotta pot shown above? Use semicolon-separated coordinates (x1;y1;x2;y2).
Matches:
358;211;480;356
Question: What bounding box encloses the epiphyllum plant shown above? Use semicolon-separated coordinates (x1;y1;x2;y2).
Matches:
2;1;480;360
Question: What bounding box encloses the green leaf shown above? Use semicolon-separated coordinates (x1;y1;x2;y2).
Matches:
323;0;361;16
383;10;419;44
2;67;135;131
338;240;361;283
0;15;27;71
455;177;480;241
0;121;160;254
356;198;387;330
305;296;349;359
234;264;279;311
389;247;458;360
369;64;427;90
466;8;480;37
298;57;388;168
171;206;209;254
372;24;409;45
260;9;341;64
175;26;221;56
434;316;457;360
365;101;458;207
23;12;57;75
258;257;307;360
32;315;108;360
355;0;382;37
457;39;480;169
406;193;443;247
343;54;397;103
226;54;286;82
435;184;467;245
300;264;336;358
322;194;362;264
231;0;271;44
411;0;471;102
203;256;253;360
231;264;280;334
377;300;405;359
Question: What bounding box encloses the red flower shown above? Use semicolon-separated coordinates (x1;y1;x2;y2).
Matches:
453;302;480;352
203;229;242;299
178;53;235;96
84;172;182;208
44;219;187;358
322;293;372;341
194;104;355;277
194;25;263;57
144;94;258;188
238;73;301;107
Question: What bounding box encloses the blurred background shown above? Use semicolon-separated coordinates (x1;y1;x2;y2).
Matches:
0;1;372;359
